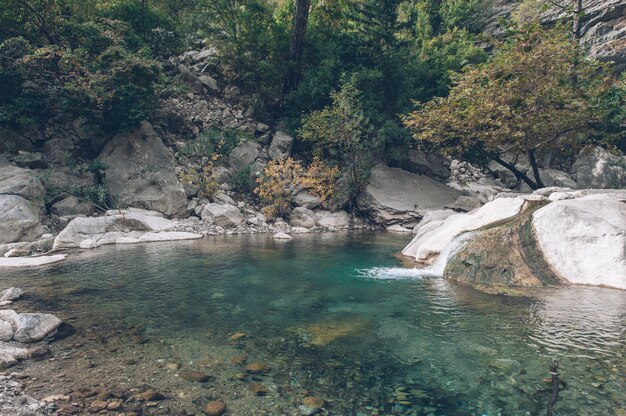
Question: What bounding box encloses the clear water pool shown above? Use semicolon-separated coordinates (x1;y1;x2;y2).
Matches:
1;232;624;415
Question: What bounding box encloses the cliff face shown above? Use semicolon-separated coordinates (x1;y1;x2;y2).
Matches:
483;0;626;68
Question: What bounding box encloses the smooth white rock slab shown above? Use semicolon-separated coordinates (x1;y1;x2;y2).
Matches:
532;195;626;289
402;196;526;262
0;255;67;267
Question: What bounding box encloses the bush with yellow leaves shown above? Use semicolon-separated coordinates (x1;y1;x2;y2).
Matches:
177;163;219;199
255;157;340;219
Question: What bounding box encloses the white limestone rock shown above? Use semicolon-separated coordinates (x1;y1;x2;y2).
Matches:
53;209;201;250
290;207;316;229
200;203;244;227
314;210;350;229
273;232;293;240
0;320;13;342
532;194;626;289
0;255;67;267
402;196;526;262
0;342;30;369
12;313;62;343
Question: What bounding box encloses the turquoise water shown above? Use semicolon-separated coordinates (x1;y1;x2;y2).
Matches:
1;232;624;415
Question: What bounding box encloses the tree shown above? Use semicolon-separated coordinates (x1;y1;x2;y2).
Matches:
403;24;613;190
283;0;311;94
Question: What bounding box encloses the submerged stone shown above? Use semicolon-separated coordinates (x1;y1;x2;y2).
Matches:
205;400;226;416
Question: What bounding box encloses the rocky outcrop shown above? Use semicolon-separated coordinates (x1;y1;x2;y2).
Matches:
357;164;461;227
572;146;626;189
50;196;96;217
292;190;322;210
313;210;350;229
483;0;626;68
392;149;450;181
403;189;626;289
98;121;187;217
53;209;201;250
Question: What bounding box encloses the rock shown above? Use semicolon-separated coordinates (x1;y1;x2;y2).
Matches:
449;195;483;212
299;396;324;415
204;400;226;416
98;121;187;217
245;363;269;374
178;64;205;94
53;209;201;250
211;191;235;205
180;370;210;383
572;146;626;189
212;166;232;183
292;190;322;210
539;168;578;189
0;320;13;341
198;75;220;93
0;128;33;153
0;287;23;302
0;255;67;267
11;313;63;343
386;224;412;233
402;196;527;263
0;162;45;201
290;207;316;228
50;196;96;217
228;141;261;172
249;382;269;396
268;131;294;161
201;203;244;227
135;390;165;401
357;165;461;226
396;148;450;180
0;342;30;369
532;194;626;289
0;195;43;244
12;151;47;169
273;232;293;239
313;210;350;229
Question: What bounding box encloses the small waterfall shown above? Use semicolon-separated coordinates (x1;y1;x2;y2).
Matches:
359;232;475;280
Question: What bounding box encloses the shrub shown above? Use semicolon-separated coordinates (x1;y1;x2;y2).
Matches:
181;127;252;160
177;163;219;199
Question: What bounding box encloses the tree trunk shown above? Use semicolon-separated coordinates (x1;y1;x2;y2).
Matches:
491;154;539;190
528;149;545;189
572;0;583;40
283;0;311;94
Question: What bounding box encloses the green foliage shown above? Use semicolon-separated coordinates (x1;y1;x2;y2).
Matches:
38;172;111;211
404;24;616;189
181;127;252;160
299;78;370;159
229;164;253;195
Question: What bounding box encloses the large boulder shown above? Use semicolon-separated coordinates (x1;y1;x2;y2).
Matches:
403;189;626;290
228;141;261;172
0;128;33;153
98;121;187;217
12;313;63;343
395;149;450;180
292;190;322;210
268;131;294;161
314;210;350;229
402;196;528;263
357;165;461;227
532;194;626;289
0;162;44;201
0;310;63;343
50;196;96;217
539;168;578;189
0;195;43;244
200;203;244;227
290;207;316;228
572;146;626;189
53;209;201;250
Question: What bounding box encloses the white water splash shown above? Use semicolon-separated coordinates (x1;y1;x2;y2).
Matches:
359;232;475;280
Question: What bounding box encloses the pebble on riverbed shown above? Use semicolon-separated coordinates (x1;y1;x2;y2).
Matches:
205;400;226;416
